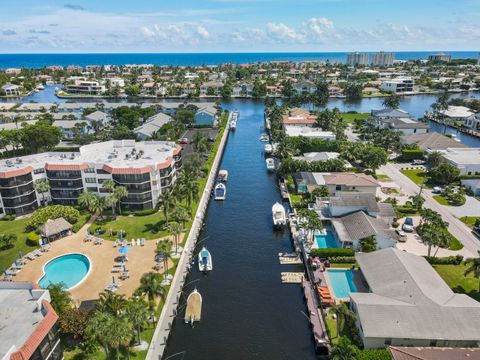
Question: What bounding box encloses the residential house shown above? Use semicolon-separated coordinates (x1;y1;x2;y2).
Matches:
52;120;91;139
380;77;414;94
370;108;429;135
85;110;111;125
232;83;253;97
194;106;217;126
464;113;480;131
293;80;317;94
439;106;475;123
439;147;480;175
134;113;173;140
389;346;480;360
285;126;335;140
1;83;22;96
351;248;480;349
17;103;56;112
293;152;340;162
282;108;317;127
200;81;223;96
64;80;106;95
401;132;468;151
293;172;379;195
461;178;480;196
0;282;63;360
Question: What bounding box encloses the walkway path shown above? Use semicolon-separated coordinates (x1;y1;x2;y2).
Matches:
381;163;480;258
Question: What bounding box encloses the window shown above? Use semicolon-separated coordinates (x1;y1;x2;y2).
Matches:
84;167;95;173
85;177;96;183
384;338;392;346
429;340;437;346
96;169;109;175
34;168;45;174
335;185;341;191
87;187;98;192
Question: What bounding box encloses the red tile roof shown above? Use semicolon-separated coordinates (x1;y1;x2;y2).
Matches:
157;157;173;170
45;163;89;171
102;164;152;174
173;146;182;155
0;166;34;179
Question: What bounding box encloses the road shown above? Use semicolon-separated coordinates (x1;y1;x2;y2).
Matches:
381;163;480;258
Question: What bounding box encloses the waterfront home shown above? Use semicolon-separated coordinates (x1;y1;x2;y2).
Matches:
17;102;56;112
134;112;173;140
464;112;480;131
232;82;253;97
438;147;480;175
1;83;22;96
85;110;111;125
282;108;317;127
194;106;217;126
285;126;336;140
0;103;18;111
439;106;475;123
64;80;106;95
370;108;429;135
57;102;97;112
461;178;480;196
293;172;379;195
0;140;182;216
331;210;397;249
389;346;480;360
52;120;91;139
293;79;317;94
0;282;62;360
200;81;223;96
380;77;414;94
292;152;340;162
351;248;480;349
401;132;468;151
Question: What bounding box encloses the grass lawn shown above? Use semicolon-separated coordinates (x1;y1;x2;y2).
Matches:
434;264;480;301
448;234;464;251
340;112;369;124
433;195;450;206
0;217;37;271
325;311;339;344
376;174;391;181
400;169;431;188
460;216;480;229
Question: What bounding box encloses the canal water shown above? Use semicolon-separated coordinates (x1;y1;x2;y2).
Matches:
163;99;316;359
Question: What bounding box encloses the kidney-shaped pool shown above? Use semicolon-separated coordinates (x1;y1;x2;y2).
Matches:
38;253;91;290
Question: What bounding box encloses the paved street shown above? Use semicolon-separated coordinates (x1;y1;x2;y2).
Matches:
380;163;480;258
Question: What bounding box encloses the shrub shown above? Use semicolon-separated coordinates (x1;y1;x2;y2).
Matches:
1;214;16;221
134;208;158;216
395;206;417;214
357;349;392;360
401;149;425;161
53;146;80;152
425;255;463;265
71;222;83;233
27;205;80;230
392;221;399;228
26;232;40;246
328;256;356;263
310;248;355;258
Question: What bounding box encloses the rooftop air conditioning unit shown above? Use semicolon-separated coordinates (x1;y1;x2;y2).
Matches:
16;158;22;164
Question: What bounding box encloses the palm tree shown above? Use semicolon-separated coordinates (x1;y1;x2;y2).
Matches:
78;191;97;214
91;195;107;219
465;251;480;292
172;205;191;228
97;291;128;316
330;336;359;360
158;190;176;224
408;194;425;211
102;179;115;193
136;272;166;302
114;186;128;215
104;316;133;360
86;311;114;357
167;222;183;254
156;240;173;281
183;177;199;208
34;179;50;206
46;283;72;316
105;194;119;217
126;298;150;345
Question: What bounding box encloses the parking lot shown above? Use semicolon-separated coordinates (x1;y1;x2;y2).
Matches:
180;128;219;156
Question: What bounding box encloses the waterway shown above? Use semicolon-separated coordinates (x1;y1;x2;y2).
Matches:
163;99;315;359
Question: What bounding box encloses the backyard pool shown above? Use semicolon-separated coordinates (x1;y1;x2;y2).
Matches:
327;269;358;299
39;253;91;290
315;230;338;248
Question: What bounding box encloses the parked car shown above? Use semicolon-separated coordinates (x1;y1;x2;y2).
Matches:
432;186;443;194
412;159;425;165
179;137;189;144
395;229;408;242
473;225;480;239
402;217;414;232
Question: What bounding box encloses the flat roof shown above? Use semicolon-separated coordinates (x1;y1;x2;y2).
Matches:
440;147;480;165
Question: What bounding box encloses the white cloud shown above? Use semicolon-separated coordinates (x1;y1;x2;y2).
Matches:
196;25;210;39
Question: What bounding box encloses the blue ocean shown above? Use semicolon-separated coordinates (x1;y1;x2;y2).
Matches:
0;51;478;68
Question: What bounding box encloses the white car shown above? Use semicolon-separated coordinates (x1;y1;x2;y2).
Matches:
396;229;407;242
402;217;415;232
432;186;443;194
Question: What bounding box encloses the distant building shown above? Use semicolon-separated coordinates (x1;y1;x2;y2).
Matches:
464;113;480;131
64;80;105;95
370;108;429;135
439;106;475;123
293;80;317;94
401;132;468;151
134;113;173;140
371;52;395;66
52;120;91;140
347;52;369;66
380;77;414;94
1;83;22;96
347;52;368;66
438;147;480;175
428;53;452;62
0;282;63;360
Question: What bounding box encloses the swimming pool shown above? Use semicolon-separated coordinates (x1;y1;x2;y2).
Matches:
39;253;91;290
315;230;338;248
327;269;358;299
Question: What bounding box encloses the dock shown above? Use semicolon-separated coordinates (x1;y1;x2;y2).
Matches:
278;254;303;265
302;280;330;351
281;272;304;283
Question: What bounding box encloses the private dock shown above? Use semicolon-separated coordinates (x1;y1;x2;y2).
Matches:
281;272;304;283
278;254;303;265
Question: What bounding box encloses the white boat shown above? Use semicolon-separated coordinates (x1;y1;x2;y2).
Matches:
259;134;269;142
219;169;229;182
46;80;54;86
214;183;226;201
272;202;287;228
266;158;275;171
264;143;273;154
198;247;213;272
230;120;237;130
451;134;461;142
36;85;45;90
185;289;202;325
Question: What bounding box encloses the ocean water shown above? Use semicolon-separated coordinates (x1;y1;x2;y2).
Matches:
0;51;478;68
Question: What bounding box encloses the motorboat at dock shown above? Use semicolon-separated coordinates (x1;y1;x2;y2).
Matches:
214;182;226;200
272;202;287;228
264;143;273;154
185;289;202;325
259;134;270;142
198;247;213;272
219;169;229;182
266;158;275;172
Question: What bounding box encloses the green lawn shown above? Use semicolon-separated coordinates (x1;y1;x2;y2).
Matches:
375;174;391;181
448;233;464;251
400;169;432;189
460;216;480;229
325;311;339;344
0;217;38;271
433;195;450;205
340;112;369;124
434;264;480;301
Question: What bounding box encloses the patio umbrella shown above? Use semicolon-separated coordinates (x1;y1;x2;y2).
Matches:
112;276;116;285
118;246;131;255
18;251;23;259
14;260;18;267
123;265;127;272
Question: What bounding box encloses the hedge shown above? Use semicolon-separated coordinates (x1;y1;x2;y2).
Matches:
395;206;417;214
401;149;425;160
53;146;80;152
1;214;16;221
459;174;480;180
425;255;463;265
310;248;355;258
27;205;80;230
328;256;356;263
26;232;40;246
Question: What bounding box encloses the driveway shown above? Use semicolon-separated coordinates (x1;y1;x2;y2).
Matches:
380;163;480;258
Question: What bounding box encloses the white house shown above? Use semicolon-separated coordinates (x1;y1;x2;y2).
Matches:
380;77;414;94
461;179;480;196
439;106;475;123
370;109;429;135
293;172;379;195
85;110;111;125
464;113;480;131
1;84;22;96
293;80;317;94
351;248;480;349
439;147;480;175
284;126;336;140
134;113;173;140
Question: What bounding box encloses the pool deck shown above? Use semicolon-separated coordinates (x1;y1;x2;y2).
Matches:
14;214;178;304
314;267;368;303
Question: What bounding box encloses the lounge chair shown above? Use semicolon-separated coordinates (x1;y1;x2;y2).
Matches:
120;272;130;280
33;249;42;257
137;239;141;246
131;239;135;246
41;244;51;252
113;240;120;247
5;269;17;276
141;238;145;246
25;253;36;261
2;275;12;281
11;263;23;270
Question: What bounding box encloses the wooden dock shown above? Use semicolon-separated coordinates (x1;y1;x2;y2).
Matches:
279;255;303;265
281;272;304;283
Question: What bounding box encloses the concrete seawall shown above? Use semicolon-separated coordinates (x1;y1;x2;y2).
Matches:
146;113;232;360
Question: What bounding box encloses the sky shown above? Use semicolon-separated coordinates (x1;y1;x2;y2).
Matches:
0;0;479;53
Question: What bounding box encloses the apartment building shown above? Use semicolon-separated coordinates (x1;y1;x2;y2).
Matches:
347;52;369;66
371;52;395;67
0;140;182;217
380;77;414;94
64;80;106;95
